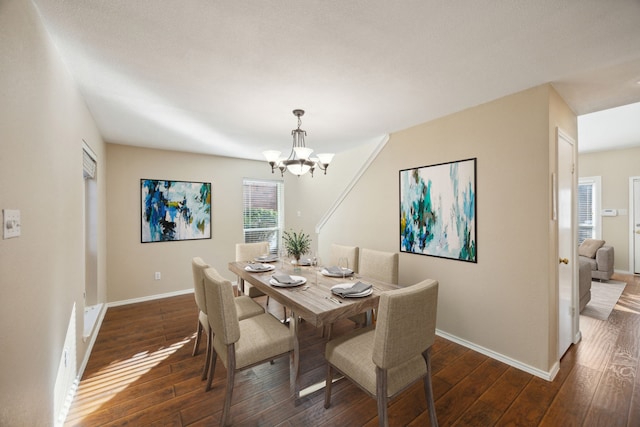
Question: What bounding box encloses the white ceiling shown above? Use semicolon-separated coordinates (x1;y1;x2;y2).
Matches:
32;1;640;159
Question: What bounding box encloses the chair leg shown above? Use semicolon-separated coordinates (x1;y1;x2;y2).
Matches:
376;367;389;427
422;348;438;427
220;345;236;426
201;327;211;380
192;319;203;356
205;338;218;392
324;364;333;408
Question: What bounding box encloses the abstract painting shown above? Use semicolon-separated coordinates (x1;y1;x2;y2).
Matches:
400;158;476;262
141;179;211;243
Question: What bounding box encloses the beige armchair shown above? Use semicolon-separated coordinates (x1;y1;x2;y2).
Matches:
191;257;264;381
203;267;293;426
324;279;439;427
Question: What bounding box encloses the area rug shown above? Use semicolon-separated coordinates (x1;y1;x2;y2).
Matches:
581;280;627;320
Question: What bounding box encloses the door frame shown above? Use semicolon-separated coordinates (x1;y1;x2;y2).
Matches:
629;176;640;275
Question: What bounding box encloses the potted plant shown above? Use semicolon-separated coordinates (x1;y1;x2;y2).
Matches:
282;229;312;267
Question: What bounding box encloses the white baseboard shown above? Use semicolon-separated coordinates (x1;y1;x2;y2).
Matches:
108;288;194;307
436;329;558;381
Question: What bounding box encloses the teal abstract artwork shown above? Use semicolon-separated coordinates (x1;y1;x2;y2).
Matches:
400;158;476;262
141;179;211;243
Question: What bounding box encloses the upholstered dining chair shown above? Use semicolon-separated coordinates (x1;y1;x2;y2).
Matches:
203;267;294;426
236;241;289;321
235;241;270;298
324;279;439;427
349;248;400;326
191;257;264;380
322;244;361;338
329;243;359;273
359;248;399;285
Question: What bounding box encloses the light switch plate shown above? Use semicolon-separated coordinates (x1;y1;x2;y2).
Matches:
3;209;21;239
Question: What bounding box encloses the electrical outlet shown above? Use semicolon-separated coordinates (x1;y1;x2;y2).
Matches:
155;272;161;280
3;209;21;239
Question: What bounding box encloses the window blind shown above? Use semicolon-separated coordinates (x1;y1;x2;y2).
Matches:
578;177;601;244
83;148;97;179
242;179;283;254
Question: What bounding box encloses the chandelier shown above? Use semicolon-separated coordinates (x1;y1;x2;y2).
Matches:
263;109;334;177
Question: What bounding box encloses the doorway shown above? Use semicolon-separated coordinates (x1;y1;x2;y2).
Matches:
630;177;640;275
82;143;101;338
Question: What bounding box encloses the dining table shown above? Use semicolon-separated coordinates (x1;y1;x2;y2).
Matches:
228;258;399;397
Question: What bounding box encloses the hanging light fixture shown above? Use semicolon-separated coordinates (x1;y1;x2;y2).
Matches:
263;109;334;177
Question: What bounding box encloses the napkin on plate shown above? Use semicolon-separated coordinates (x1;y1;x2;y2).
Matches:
332;281;372;297
247;263;268;271
272;274;299;284
256;255;277;261
326;266;345;275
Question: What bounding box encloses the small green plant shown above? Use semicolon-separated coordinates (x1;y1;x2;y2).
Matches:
282;229;312;261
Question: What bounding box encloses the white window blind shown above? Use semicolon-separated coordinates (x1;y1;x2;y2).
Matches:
83;146;97;179
242;179;283;254
578;176;601;243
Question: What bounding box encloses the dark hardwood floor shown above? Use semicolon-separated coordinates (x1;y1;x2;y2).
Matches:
65;274;640;426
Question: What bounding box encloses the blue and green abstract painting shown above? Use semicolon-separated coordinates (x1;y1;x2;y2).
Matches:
400;158;476;262
141;179;211;243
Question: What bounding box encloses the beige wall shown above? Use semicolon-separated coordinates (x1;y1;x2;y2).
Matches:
107;145;270;301
317;85;577;374
0;1;107;424
579;146;640;272
285;138;384;254
105;141;374;302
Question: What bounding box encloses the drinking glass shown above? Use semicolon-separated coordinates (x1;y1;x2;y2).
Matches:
311;254;320;285
338;257;349;280
279;248;287;270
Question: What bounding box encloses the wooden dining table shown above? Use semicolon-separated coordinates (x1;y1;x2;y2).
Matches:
228;259;399;397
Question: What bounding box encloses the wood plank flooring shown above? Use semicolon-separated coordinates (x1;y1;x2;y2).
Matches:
65;274;640;426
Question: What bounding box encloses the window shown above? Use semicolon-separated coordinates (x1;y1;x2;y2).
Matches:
578;176;601;244
242;178;284;254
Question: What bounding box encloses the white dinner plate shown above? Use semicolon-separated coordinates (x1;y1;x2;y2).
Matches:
244;264;275;273
269;275;307;287
254;255;278;263
321;267;354;277
331;282;373;298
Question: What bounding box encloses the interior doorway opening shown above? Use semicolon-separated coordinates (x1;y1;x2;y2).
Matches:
83;144;101;338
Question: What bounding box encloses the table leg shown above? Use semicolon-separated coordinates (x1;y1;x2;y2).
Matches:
289;309;300;397
237;278;245;297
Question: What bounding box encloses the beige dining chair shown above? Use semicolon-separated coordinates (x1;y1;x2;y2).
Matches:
235;241;270;298
203;267;294;426
191;257;264;380
349;248;400;326
324;279;439;427
359;248;399;285
329;243;359;273
236;241;289;321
